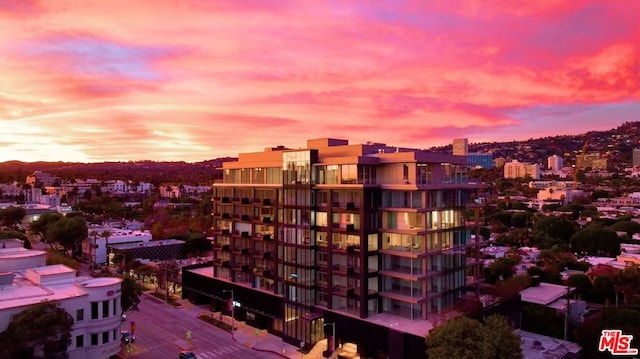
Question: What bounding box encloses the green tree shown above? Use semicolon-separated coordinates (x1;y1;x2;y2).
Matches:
483;257;516;284
100;230;112;265
532;216;576;244
0;206;26;229
610;221;640;237
0;302;74;359
121;274;143;312
177;233;212;256
48;216;88;257
570;228;621;256
511;212;531;228
29;213;63;247
567;274;593;300
0;229;28;242
426;315;522;359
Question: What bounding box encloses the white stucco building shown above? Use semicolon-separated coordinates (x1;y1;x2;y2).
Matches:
84;227;153;267
0;242;123;359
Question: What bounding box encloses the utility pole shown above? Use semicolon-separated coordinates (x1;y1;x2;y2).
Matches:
564;285;570;340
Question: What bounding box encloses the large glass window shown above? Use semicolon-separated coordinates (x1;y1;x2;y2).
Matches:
326;165;339;184
340;164;357;184
91;302;98;320
102;300;109;318
76;335;84;348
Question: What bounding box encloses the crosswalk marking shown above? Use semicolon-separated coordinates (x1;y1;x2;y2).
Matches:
197;342;248;358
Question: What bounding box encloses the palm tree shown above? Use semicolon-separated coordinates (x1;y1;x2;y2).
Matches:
88;230;99;269
100;230;112;266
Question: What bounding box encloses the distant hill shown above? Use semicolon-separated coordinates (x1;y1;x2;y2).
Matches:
430;121;640;166
2;121;639;185
0;158;237;185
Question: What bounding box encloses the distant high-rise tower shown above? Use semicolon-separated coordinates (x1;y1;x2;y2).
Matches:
452;138;468;156
634;148;640;167
547;155;563;171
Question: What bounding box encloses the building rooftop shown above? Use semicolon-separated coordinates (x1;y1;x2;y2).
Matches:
0;269;89;311
516;329;582;359
520;283;572;306
110;239;184;250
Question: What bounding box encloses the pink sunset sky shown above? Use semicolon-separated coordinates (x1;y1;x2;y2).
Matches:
1;0;640;162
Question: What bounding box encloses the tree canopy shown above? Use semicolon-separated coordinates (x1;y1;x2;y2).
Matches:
47;216;88;257
0;206;26;229
531;215;576;244
121;274;144;312
610;220;640;237
0;302;74;359
426;315;522;359
570;228;621;256
29;213;63;242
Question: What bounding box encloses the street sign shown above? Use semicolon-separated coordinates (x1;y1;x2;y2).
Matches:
186;330;192;340
255;328;259;337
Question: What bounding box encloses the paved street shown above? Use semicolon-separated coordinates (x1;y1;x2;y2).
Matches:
121;294;277;359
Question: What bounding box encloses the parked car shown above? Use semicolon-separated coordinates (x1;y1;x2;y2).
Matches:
179;352;197;359
121;330;136;343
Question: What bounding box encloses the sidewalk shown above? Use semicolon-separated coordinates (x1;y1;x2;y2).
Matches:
171;296;336;359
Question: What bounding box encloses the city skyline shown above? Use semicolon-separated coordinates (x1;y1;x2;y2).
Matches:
1;1;639;163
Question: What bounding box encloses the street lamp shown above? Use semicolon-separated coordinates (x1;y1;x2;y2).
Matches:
324;322;336;355
223;289;235;338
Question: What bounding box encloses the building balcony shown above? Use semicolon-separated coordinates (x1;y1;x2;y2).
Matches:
241;197;251;204
213;196;222;202
346;202;356;210
222;197;231;203
232;197;241;203
331;244;358;254
262;198;273;206
254;234;273;241
378;289;429;303
241;214;251;221
231;247;251;255
231;263;242;271
221;244;230;252
213;212;221;217
222;213;231;219
212;243;223;251
331;264;355;276
253;268;273;278
331;285;355;297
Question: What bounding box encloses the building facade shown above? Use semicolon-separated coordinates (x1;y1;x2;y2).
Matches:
504;160;541;179
182;138;482;358
576;153;607;170
547;155;563;171
0;243;123;359
633;148;640;167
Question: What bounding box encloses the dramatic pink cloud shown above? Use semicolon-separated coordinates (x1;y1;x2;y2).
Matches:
1;0;640;162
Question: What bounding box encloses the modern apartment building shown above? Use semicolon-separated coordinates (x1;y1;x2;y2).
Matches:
547;155;564;171
452;138;468;155
504;160;541;179
576;153;607;170
182;138;482;358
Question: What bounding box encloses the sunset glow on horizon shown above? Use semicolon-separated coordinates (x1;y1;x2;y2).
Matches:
2;1;640;162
